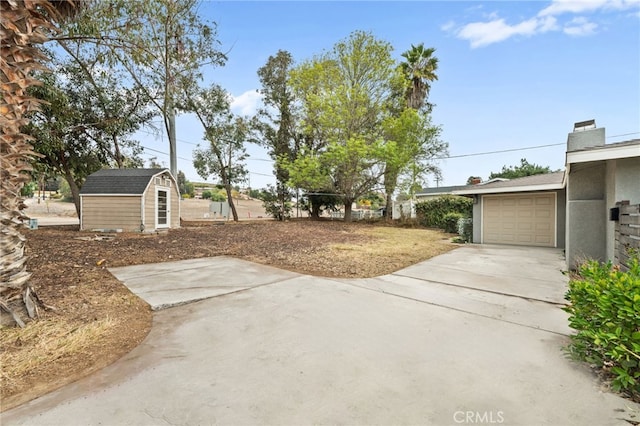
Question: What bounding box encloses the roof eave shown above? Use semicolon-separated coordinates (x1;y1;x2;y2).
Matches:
566;144;640;164
453;183;565;195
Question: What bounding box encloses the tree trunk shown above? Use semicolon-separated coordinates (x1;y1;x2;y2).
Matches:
310;203;321;220
0;0;74;327
63;169;82;218
385;192;393;220
225;184;239;221
343;199;353;222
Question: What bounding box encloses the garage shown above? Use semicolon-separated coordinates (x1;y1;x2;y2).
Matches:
482;192;556;247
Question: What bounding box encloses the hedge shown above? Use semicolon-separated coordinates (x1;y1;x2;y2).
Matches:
415;195;473;233
564;253;640;400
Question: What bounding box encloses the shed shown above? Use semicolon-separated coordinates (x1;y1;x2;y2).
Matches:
79;168;180;232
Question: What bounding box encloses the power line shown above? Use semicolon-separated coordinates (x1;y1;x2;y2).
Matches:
139;145;272;178
436;131;639;160
607;132;640;139
436;143;564;160
141;130;640;164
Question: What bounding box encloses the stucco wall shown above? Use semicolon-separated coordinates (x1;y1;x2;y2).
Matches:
604;157;640;260
566;162;606;269
556;189;566;249
472;200;481;243
567;128;605;152
567;162;605;200
81;196;141;231
567;200;606;267
615;157;640;203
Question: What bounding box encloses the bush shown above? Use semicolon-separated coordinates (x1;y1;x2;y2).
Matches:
20;181;36;197
441;212;463;233
458;217;473;242
564;254;640;400
210;189;227;202
201;190;212;200
415;195;473;232
259;185;292;221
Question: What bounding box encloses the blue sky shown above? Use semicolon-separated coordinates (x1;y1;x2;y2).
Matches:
139;0;640;189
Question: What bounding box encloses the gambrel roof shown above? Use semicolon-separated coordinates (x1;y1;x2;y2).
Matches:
80;168;171;195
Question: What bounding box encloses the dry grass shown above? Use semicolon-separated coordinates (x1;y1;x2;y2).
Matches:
0;317;116;388
328;226;456;274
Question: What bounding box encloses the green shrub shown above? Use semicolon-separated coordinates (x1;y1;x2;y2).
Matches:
564;254;640;399
259;185;292;221
20;181;36;197
458;217;473;242
441;212;463;233
202;190;212;200
415;195;473;231
210;190;227;202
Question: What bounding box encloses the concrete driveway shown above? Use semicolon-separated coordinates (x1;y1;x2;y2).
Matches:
3;245;639;425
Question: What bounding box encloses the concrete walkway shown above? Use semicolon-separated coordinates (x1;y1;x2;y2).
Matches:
3;245;639;425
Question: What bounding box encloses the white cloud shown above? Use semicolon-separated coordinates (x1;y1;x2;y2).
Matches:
450;0;638;48
563;17;599;35
440;20;455;32
539;0;639;17
230;90;262;116
456;16;556;48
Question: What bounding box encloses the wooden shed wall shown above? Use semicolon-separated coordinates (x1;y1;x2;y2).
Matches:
143;176;180;229
81;196;141;231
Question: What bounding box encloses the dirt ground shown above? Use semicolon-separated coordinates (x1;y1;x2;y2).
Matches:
1;200;456;411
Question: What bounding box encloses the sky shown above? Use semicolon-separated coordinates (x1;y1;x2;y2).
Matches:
137;0;640;190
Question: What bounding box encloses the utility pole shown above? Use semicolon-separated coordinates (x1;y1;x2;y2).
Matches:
168;106;177;178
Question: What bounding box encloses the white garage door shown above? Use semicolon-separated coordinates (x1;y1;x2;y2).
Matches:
483;193;556;247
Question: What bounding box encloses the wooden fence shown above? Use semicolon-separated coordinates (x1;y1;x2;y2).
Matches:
614;201;640;271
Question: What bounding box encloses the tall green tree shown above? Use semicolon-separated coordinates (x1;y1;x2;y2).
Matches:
489;158;553;180
177;171;194;197
400;43;439;112
59;0;227;178
189;85;250;222
288;31;403;221
380;109;446;217
25;67;150;217
256;50;300;221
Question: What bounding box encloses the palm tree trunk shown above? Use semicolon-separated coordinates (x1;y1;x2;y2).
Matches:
0;0;78;327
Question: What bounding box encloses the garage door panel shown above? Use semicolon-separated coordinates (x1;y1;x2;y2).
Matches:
483;193;555;247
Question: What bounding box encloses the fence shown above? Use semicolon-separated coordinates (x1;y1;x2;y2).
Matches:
614;201;640;271
330;210;384;220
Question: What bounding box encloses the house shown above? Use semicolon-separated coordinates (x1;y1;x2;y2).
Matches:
564;122;640;268
454;172;566;248
79;168;180;232
453;120;640;269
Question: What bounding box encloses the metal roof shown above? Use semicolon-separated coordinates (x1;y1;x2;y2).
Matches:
79;168;169;195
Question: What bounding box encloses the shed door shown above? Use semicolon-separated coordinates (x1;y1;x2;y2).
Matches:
156;188;170;228
483;193;555;247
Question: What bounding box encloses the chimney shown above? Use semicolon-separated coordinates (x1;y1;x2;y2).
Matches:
567;119;605;152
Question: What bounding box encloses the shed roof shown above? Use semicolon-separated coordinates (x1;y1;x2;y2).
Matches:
80;168;169;195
